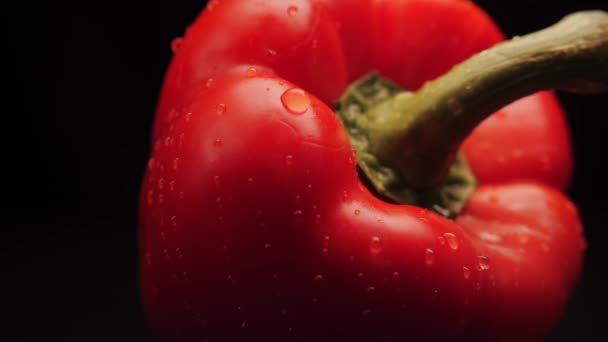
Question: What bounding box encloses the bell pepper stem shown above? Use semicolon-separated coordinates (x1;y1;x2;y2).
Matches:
364;10;608;189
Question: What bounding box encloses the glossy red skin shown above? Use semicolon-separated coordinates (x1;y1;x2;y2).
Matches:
140;0;585;340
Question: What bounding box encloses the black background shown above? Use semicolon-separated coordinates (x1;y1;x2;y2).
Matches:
5;0;607;340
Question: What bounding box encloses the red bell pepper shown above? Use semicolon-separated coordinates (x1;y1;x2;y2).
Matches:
139;0;607;340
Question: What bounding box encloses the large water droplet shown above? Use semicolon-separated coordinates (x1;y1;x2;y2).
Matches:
477;255;490;271
370;236;382;255
425;248;435;266
354;209;361;216
443;233;459;250
173;157;180;170
281;88;310;114
213;138;223;148
206;78;216;89
287;5;298;16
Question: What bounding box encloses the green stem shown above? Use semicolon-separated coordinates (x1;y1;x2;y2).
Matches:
364;10;608;189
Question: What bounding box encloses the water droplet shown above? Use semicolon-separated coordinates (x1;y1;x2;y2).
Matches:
293;209;303;216
216;103;226;115
370;236;382;255
443;233;459;250
306;184;313;192
354;209;361;216
175;248;182;259
477;255;490;271
437;236;446;245
214;175;221;186
361;309;372;316
342;190;349;199
169;180;175;192
314;274;323;281
285;155;294;166
357;272;364;278
173;158;180;170
247;177;254;184
216;196;224;208
145;252;152;265
213;138;223;148
264;243;272;249
425;248;435;266
367;286;376;294
206;78;216;89
246;67;257;77
171;215;177;227
158;193;165;204
241;321;247;328
287;5;298;16
463;266;471;279
171;37;183;52
281;88;310;114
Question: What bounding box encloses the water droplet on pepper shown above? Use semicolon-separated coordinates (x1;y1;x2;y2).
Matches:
443;233;459;250
425;248;435;266
287;5;298;16
281;88;310;114
477;255;490;271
